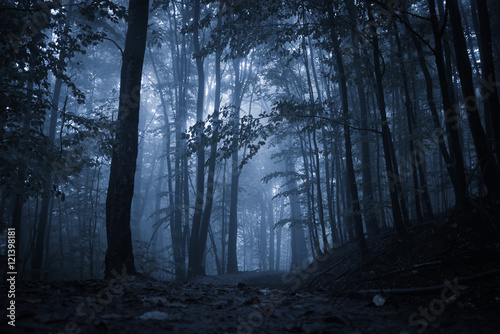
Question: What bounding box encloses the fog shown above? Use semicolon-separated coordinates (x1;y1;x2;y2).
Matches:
1;0;500;332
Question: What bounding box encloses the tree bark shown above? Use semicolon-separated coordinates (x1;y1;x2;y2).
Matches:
227;58;243;274
475;0;500;163
447;0;500;194
105;0;149;278
31;77;62;279
366;7;406;239
285;138;309;269
428;0;469;207
188;0;207;278
268;197;275;271
194;4;224;277
328;6;368;256
407;16;457;204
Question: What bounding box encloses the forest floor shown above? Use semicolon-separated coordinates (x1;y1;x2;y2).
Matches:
2;196;500;334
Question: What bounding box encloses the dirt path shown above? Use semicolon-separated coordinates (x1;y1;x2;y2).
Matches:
1;271;498;333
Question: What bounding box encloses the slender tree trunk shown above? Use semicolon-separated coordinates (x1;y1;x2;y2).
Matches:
345;0;378;236
32;0;75;280
32;77;62;279
428;0;469;207
298;132;319;257
208;225;221;275
195;7;223;277
475;0;500;163
276;198;283;270
268;197;275;271
227;58;243;274
285;139;309;269
356;80;379;235
448;0;500;194
408;17;457;196
152;138;166;256
131;109;146;241
393;24;423;222
328;6;368;258
259;193;268;270
149;48;175;256
188;0;207;278
105;0;149;278
172;65;187;281
471;0;494;152
366;7;406;239
221;160;227;275
334;147;346;243
302;31;329;252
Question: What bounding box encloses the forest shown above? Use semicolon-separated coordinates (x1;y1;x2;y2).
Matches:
1;0;500;333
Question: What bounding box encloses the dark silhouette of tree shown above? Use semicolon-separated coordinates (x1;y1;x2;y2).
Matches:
187;0;207;278
427;0;469;207
447;0;500;195
105;0;149;278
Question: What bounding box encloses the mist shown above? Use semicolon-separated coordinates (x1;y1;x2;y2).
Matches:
1;0;500;333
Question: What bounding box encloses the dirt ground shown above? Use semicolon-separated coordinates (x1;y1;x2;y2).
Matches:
2;198;500;333
1;267;499;334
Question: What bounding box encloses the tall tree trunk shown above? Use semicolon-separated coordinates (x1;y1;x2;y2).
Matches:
31;78;62;279
259;193;268;270
31;0;76;280
428;0;469;207
407;15;457;203
328;6;369;258
131;108;146;241
298;132;319;257
105;0;149;278
188;0;207;278
356;80;379;236
366;7;406;239
475;0;500;163
195;6;223;277
447;0;500;194
301;30;329;253
149;48;175;256
268;197;275;271
152;138;166;256
168;4;189;282
285;139;309;269
275;198;284;270
227;58;243;274
221;160;227;275
393;24;424;222
208;225;221;275
346;0;378;237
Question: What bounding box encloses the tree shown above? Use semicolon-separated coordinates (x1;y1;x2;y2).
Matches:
427;0;469;207
447;0;500;195
187;0;207;278
283;138;309;269
196;1;224;276
226;58;244;274
327;15;369;257
105;0;150;278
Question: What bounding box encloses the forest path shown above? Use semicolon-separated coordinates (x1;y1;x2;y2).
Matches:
2;271;498;333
